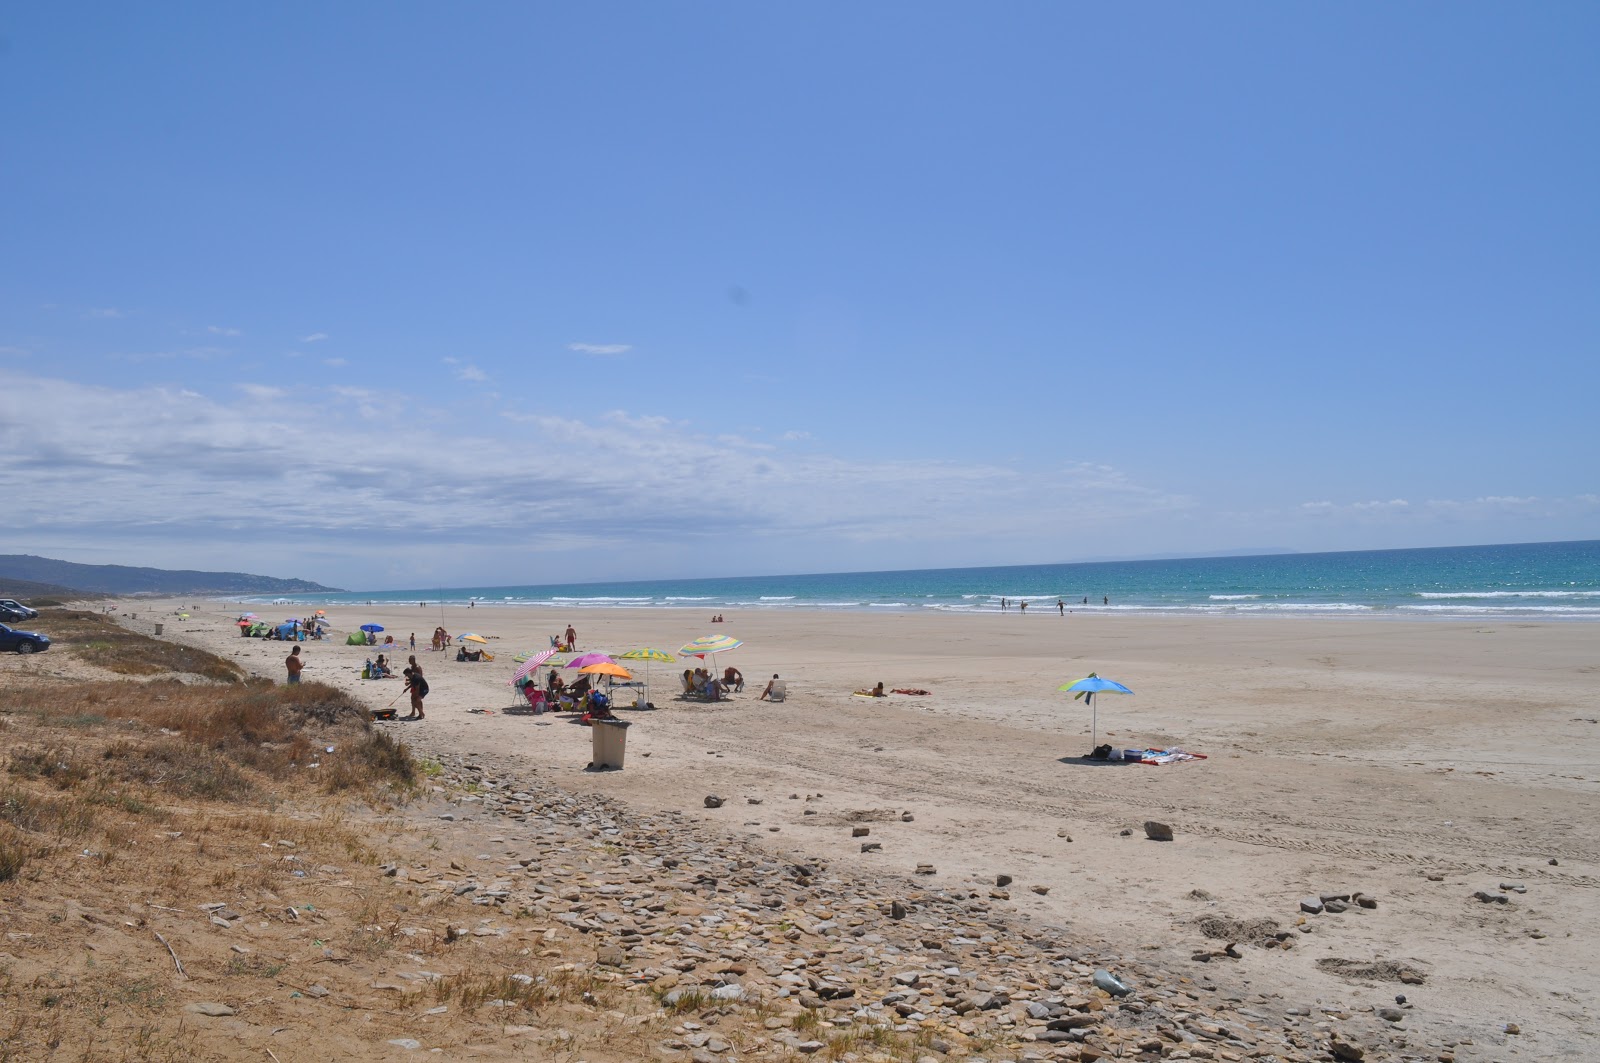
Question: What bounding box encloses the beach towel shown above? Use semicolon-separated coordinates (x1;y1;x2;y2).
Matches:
1133;748;1207;765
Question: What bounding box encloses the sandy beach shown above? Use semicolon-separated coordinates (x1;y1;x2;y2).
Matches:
123;601;1599;1058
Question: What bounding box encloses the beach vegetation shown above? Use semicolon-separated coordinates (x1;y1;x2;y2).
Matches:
41;608;245;682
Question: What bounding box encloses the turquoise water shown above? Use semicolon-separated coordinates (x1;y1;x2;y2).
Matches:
245;539;1600;621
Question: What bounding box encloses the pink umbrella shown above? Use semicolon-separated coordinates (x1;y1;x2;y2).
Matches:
510;648;559;687
566;652;615;669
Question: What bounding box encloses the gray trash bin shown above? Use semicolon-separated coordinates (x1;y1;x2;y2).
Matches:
154;623;163;636
590;719;631;770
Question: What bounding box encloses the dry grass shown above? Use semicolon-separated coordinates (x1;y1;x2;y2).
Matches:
0;613;780;1062
37;609;245;682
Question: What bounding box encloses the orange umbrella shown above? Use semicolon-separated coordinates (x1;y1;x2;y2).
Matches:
578;661;632;680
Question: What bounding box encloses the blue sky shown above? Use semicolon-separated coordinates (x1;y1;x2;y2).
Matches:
2;2;1596;590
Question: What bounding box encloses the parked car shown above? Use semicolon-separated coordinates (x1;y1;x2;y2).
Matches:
0;623;50;654
0;599;39;620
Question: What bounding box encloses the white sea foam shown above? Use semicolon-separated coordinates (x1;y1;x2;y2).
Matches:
1415;590;1600;599
1230;602;1375;612
1210;594;1260;600
664;596;715;601
1400;604;1593;614
869;602;910;608
759;596;796;601
549;596;653;603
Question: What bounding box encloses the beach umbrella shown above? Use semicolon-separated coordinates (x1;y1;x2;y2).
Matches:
679;634;742;675
239;612;257;619
360;623;384;633
679;635;742;658
458;633;488;644
1057;673;1133;749
619;647;675;702
619;648;675;663
579;661;632;680
510;648;558;687
566;652;615;669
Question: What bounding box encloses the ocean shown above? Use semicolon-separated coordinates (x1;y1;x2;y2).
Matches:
243;539;1600;621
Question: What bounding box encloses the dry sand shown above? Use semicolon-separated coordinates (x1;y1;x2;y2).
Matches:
128;600;1600;1057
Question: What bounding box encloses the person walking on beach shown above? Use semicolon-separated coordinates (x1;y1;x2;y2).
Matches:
564;624;577;652
1058;599;1065;616
285;646;304;685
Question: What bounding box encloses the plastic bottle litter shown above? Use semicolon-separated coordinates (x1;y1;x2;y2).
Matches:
1093;969;1133;997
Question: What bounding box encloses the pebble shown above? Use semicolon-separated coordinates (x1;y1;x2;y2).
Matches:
370;748;1396;1063
183;1002;236;1017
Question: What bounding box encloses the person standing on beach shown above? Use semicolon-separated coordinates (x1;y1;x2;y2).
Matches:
409;632;416;651
403;655;428;719
1058;599;1065;616
565;624;577;652
1019;600;1027;615
285;646;304;685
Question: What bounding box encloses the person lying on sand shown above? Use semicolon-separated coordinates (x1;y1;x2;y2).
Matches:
854;682;887;697
891;687;931;695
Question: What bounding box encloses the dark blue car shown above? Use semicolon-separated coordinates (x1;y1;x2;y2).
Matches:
0;623;50;654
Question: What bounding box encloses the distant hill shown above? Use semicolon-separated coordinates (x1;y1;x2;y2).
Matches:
0;576;84;602
0;555;342;596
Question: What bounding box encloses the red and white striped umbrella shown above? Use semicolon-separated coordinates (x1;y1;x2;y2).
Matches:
510;648;558;687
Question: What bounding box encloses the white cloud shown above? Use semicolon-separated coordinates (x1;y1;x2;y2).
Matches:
456;364;488;383
323;357;348;368
781;430;811;441
568;343;632;356
207;325;242;337
300;332;329;343
0;368;1195;569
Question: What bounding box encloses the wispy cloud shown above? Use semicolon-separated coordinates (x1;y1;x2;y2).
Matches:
323;357;348;368
207;325;242;337
0;369;1193;567
569;343;632;356
300;332;329;343
456;364;488;383
1299;495;1597;521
